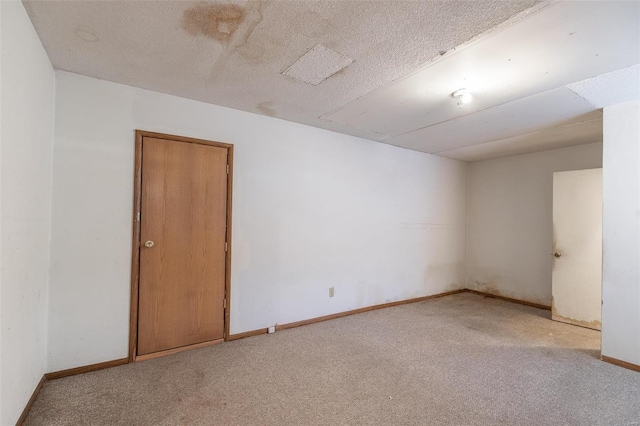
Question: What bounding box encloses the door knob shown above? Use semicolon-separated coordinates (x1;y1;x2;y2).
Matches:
554;252;561;258
144;240;154;248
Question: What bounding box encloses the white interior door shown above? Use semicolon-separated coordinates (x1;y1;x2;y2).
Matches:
552;168;602;330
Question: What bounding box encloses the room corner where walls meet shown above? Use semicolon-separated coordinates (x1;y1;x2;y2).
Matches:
1;1;56;425
463;142;604;307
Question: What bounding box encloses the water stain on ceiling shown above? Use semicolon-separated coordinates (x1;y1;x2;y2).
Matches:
182;3;246;43
180;2;268;84
29;0;622;161
256;101;276;117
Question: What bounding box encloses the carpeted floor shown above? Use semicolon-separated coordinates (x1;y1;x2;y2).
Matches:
25;293;640;425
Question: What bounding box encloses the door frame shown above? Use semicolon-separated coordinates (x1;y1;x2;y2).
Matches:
128;130;234;362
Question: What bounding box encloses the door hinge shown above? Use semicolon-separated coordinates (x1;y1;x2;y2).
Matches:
136;211;141;222
225;242;228;252
223;298;227;309
226;164;229;174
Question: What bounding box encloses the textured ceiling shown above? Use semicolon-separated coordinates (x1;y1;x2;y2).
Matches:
23;0;540;139
23;0;639;161
324;1;638;159
568;64;640;109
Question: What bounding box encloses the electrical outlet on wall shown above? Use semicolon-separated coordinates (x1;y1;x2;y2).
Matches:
329;287;335;297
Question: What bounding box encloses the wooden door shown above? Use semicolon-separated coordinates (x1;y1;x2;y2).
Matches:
137;136;228;356
552;168;602;330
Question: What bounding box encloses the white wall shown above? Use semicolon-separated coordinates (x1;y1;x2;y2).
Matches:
601;100;640;366
466;143;603;306
0;1;55;424
48;71;468;371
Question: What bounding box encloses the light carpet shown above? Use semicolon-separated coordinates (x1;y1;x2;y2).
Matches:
25;293;640;425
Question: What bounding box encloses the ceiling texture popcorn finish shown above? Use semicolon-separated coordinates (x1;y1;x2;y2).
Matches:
24;0;640;160
567;64;640;110
22;1;542;136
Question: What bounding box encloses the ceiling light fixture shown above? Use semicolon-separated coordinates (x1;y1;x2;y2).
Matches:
452;89;473;109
